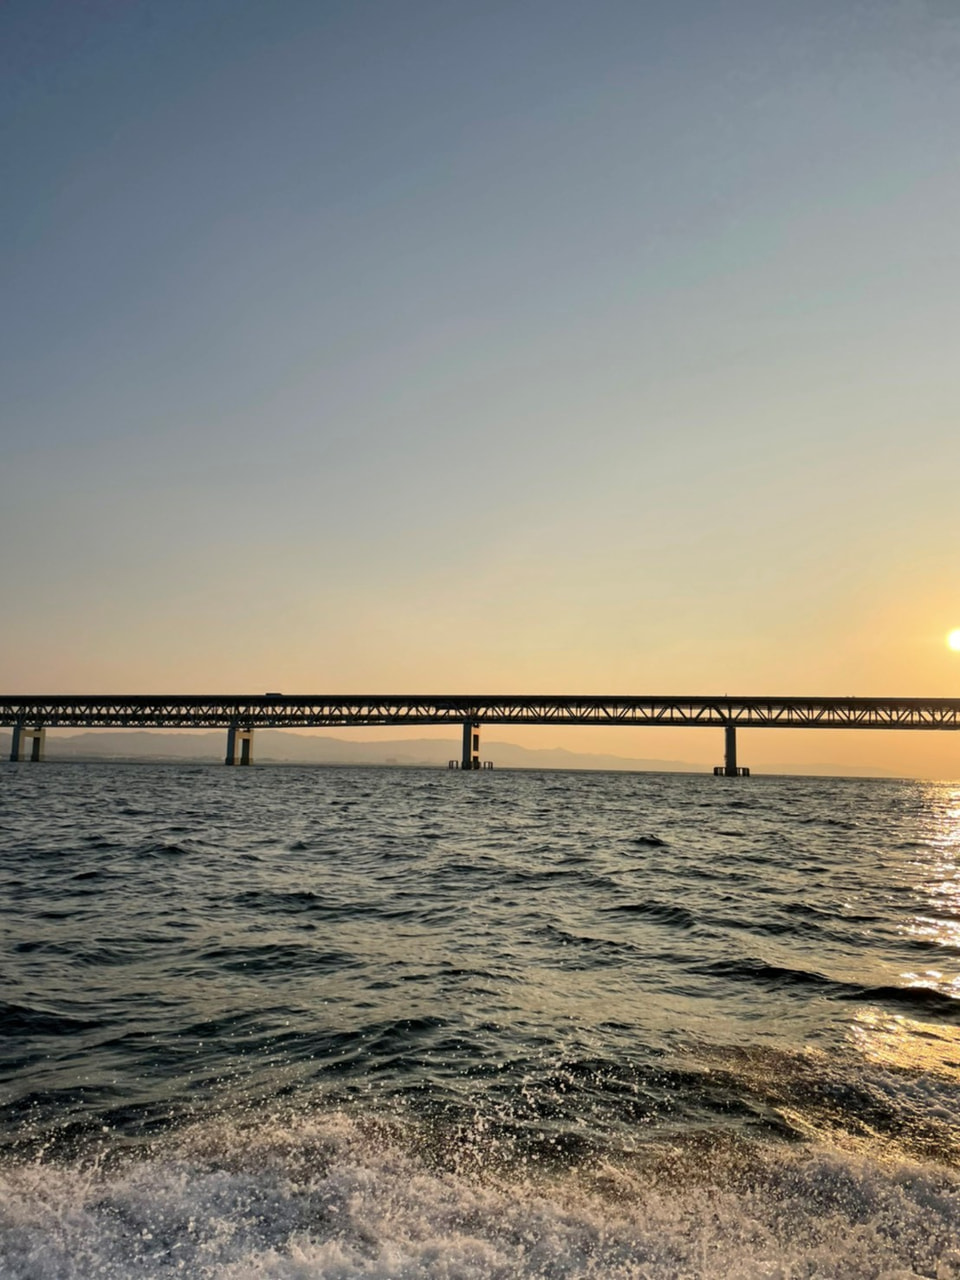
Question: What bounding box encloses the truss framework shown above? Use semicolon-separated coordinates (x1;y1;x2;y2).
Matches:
2;695;960;731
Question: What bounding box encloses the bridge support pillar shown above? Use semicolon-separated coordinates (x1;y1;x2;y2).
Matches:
10;724;45;762
725;723;737;773
225;725;254;766
461;720;480;771
714;724;749;777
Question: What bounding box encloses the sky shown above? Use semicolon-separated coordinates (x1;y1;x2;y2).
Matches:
2;0;960;775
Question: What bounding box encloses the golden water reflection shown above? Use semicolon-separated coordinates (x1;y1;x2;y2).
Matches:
849;1009;960;1081
902;782;960;977
850;784;960;1077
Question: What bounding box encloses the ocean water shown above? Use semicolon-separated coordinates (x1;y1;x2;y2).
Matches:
3;763;960;1278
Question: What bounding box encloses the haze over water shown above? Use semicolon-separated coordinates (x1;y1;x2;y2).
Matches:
3;762;960;1276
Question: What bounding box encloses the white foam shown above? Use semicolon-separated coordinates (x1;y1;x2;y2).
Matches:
3;1111;960;1278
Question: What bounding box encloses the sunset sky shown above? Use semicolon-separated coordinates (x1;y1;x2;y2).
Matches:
3;1;959;775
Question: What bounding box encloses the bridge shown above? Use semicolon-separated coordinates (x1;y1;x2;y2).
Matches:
4;694;960;774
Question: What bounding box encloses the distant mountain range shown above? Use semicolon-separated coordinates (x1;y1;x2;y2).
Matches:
0;729;900;776
2;729;698;772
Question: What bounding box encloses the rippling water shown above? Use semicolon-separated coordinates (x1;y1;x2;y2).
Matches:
3;762;960;1277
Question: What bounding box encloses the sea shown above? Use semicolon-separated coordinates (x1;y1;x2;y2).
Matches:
3;762;960;1278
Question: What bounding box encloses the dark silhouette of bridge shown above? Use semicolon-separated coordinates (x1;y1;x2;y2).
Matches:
4;694;960;774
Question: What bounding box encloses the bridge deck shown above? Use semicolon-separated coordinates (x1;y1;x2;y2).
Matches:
2;695;960;731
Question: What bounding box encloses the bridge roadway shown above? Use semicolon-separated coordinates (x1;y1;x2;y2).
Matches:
4;694;960;773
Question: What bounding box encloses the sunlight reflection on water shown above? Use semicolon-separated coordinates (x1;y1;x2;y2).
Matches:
842;782;960;1078
906;784;960;965
850;1009;960;1080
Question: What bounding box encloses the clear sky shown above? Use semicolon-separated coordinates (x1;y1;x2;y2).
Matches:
3;1;959;775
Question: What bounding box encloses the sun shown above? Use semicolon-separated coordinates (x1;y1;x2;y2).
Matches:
949;630;960;652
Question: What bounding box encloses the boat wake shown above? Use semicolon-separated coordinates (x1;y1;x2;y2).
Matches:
3;1107;960;1278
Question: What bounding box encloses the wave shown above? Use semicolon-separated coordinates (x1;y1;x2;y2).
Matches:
842;982;960;1020
234;890;363;918
698;957;837;990
695;958;960;1021
196;943;363;975
0;1000;101;1039
601;900;697;929
628;834;669;848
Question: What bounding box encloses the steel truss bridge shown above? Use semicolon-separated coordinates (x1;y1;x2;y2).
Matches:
4;694;960;772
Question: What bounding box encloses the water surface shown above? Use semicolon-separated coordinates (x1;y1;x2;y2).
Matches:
3;764;960;1276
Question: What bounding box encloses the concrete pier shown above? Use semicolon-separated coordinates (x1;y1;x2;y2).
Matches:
714;724;750;777
725;723;737;773
225;725;254;766
10;724;45;762
461;720;480;770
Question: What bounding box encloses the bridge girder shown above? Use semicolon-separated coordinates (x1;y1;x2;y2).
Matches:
2;695;960;732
